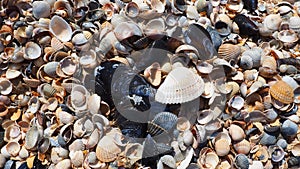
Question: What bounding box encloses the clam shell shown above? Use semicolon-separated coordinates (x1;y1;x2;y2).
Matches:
228;96;244;111
49;15;72;42
155;67;204;104
125;2;139;17
86;129;100;149
79;50;98;69
69;139;85;152
270;80;294;104
148;112;177;136
157;155;176;169
87;94;101;114
218;44;241;61
276;138;287;149
235;154;249;169
291;143;300;156
270;146;285;162
197;148;219;169
196;61;213;74
144;62;162;86
289;16;300;32
229;124;245;141
263;14;282;31
32;1;51;19
0;103;8;117
214;138;230;156
72;32;88;46
24;42;41;60
38;137;50;154
197;109;214;124
96;135;121;162
233;139;251;154
277;29;299;43
5;69;21;79
281;119;298;136
24;125;40;150
215;21;231;36
114;22;142;41
70;150;84;167
144;18;166;37
240;54;253;70
261;56;277;70
186;5;199;20
260;132;277;146
44;62;59;77
70;85;89;111
6;141;20;157
55;159;72;169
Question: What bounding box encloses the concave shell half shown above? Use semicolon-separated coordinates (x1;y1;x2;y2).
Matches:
96;135;121;162
155;67;204;104
49;15;72;42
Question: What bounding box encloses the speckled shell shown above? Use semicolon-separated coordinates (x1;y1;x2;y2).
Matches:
270;80;294;104
218;44;241;61
155;67;204;104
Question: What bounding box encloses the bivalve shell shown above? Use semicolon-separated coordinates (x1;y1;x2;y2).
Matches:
24;42;41;60
96;135;121;162
218;44;241;61
155;67;204;104
270;80;294;104
49;15;72;42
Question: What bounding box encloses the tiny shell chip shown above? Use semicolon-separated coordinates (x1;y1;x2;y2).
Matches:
155;67;204;104
270;80;294;104
49;15;72;42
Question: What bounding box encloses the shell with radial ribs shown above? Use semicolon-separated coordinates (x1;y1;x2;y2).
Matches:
155;67;204;104
218;43;241;61
269;80;294;104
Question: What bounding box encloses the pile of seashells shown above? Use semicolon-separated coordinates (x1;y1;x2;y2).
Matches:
1;0;300;168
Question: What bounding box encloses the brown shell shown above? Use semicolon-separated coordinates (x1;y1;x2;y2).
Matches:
218;44;241;61
270;80;294;104
96;136;121;162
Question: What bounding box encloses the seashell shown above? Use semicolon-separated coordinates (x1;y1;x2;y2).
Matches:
229;124;245;141
233;139;251;154
215;21;231;37
157;155;176;169
24;125;40;150
49;15;72;42
240;54;253;70
23;78;41;88
144;62;162;86
38;83;57;98
288;157;300;167
263;14;282;31
5;69;21;79
32;1;51;19
86;129;100;149
55;159;72;169
155;67;204;104
43;62;59;78
58;123;73;146
270;146;285;162
6;141;20;157
234;154;249;169
277;29;299;43
72;32;88;46
96;135;121;162
125;2;139;18
176;117;191;131
70;150;84;167
23;42;41;60
69;139;85;152
214;138;230;156
291;143;300;156
51;37;64;52
173;0;187;12
196;61;213;74
228;96;244;111
281;119;298;136
58;57;77;76
261;56;277;70
87;94;101;115
18;146;29;159
148;112;177;136
270;80;294;104
70;84;89;111
114;22;142;41
197;147;219;169
289;16;300;33
38;137;50;154
0;78;12;96
197;109;214;124
260;132;277;146
218;44;241;61
280;64;298;74
144;18;166;37
276;138;287;149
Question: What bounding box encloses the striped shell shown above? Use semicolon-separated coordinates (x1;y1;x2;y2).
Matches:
147;112;177;136
218;44;241;61
155;67;204;104
261;56;277;70
270;80;294;104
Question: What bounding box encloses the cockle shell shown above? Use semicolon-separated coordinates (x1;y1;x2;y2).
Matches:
233;139;251;154
6;141;20;156
291;143;300;156
235;154;249;169
155;67;204;104
70;85;90;111
229;124;245;141
218;44;241;61
114;22;142;41
269;80;294;104
261;56;277;70
263;14;282;31
197;148;219;169
49;15;72;42
157;155;176;169
277;29;299;43
24;42;41;60
214;138;230;156
96;135;121;162
125;2;139;18
32;1;51;19
70;150;84;167
289;16;300;32
24;125;40;150
148;112;177;136
55;159;72;169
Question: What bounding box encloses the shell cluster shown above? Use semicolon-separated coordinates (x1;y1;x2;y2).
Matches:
1;0;300;169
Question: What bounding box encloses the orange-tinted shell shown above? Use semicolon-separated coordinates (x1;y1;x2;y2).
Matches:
270;80;294;104
218;44;241;61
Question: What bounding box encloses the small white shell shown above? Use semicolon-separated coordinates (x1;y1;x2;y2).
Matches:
263;14;282;31
24;42;42;60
